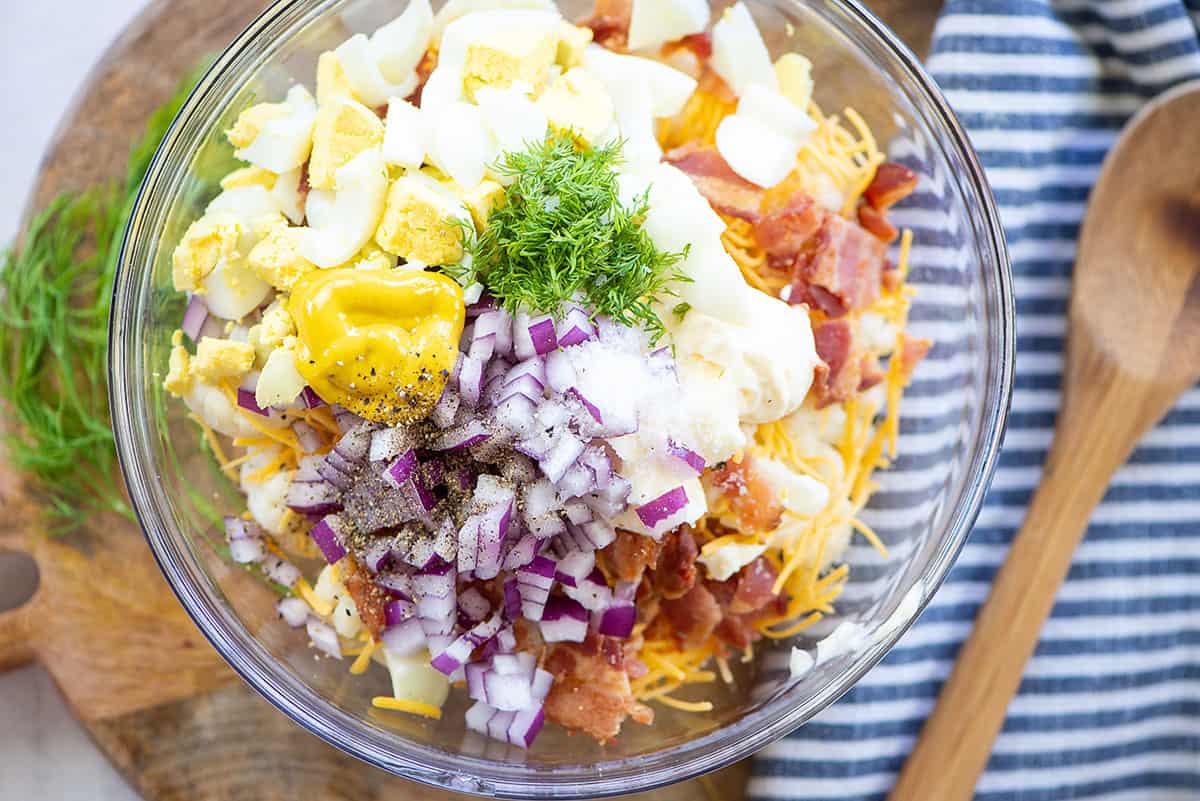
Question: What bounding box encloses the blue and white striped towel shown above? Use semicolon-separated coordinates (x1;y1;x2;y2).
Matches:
749;1;1200;798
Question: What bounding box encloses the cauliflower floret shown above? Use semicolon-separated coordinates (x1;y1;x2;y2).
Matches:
192;337;256;382
308;97;385;190
247;221;317;291
536;67;614;143
172;213;242;292
375;173;468;265
462;27;558;98
163;330;193;397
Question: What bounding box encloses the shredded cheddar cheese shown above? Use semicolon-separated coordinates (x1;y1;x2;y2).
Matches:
350;639;381;674
371;696;443;719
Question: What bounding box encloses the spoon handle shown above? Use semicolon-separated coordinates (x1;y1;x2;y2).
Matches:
887;382;1139;801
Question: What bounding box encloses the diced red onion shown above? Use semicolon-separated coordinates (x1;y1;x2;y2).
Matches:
334;426;372;462
230;537;265;564
526;513;566;539
181;294;208;342
459;355;485;407
380;617;426;657
502;578;522;620
492;651;535;678
431;419;491;451
457;517;479;575
431;387;461;428
263;556;300;588
555;463;593;499
332;405;365;433
636;486;689;527
531;668;553;701
519;555;556;586
598;602;636;638
224;516;258;540
309;515;348;564
466;662;488;702
488;710;517;740
556;306;594;347
498;374;544;405
293;421;324;454
301;386;326;408
430;635;475;675
527;315;558;356
276;597;309;628
564;568;613;612
507;706;545;749
579;518;617;550
376;570;413;598
543;349;576;394
566;387;602;424
458;587;491;623
382;449;419;488
539;596;589;642
555;550;595;588
667;438;706;475
385;598;416;626
504;358;546;392
469;332;496;362
502;533;538;570
368;427;414;462
306;619;342;658
466;295;497;318
484;669;534;711
237;388;269;416
562;500;592;525
474;502;513;580
539;431;584;483
493;393;537;437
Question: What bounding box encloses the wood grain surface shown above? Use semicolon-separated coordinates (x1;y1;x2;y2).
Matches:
0;1;941;799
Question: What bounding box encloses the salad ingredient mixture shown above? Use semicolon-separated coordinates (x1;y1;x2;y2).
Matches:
163;0;927;748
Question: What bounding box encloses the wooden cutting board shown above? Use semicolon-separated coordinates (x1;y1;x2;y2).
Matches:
0;1;940;798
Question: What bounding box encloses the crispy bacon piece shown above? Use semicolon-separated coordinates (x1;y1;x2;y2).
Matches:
898;334;932;381
650;528;699;600
857;203;898;243
341;555;387;638
580;0;632;50
544;632;653;742
864;162;919;211
659;584;723;649
811;318;865;408
296;160;311;221
728;557;779;615
788;213;886;318
755;192;823;269
599;529;663;584
405;49;437;107
710;455;785;533
662;31;713;60
664;144;764;222
859;353;885;392
708;558;784;648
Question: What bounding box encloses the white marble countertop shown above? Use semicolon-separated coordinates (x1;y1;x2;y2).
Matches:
1;3;149;798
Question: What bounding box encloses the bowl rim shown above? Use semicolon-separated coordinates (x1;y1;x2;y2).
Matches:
109;0;1014;796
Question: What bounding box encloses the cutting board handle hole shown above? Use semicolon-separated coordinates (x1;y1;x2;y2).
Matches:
0;552;38;613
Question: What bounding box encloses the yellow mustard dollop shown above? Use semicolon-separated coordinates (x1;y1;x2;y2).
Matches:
288;268;465;425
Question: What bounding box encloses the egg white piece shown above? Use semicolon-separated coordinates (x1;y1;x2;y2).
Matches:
382;98;431;168
715;113;797;188
336;33;419;108
475;83;547;162
581;45;697;118
298;147;389;268
201;257;273;320
272;167;306;224
738;83;817;142
607;77;661;168
627;0;709;52
234;85;318;173
432;0;558;38
710;2;777;95
370;0;434;83
426;101;497;188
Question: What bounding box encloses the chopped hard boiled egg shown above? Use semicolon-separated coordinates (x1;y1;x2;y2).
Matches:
369;0;435;88
308;97;385;190
556;22;592;68
775;53;814;110
710;2;777;96
316;51;358;107
256;346;307;408
715;114;798;188
462;26;558;98
272;167;307;225
382;99;430;169
426;101;496;188
248;221;317;291
231;85;318;174
627;0;709;52
376;172;469;265
192;337;256;382
298;147;389;268
716;84;816;187
332;0;434;109
432;0;558;38
464;179;507;228
172;213;241;292
753;456;830;516
537;67;614;143
699;542;767;582
474;83;547;166
220;166;277;191
581;45;697;119
163;332;192;397
202;255;274;320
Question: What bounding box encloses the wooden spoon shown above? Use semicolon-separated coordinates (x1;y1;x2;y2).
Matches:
888;80;1200;801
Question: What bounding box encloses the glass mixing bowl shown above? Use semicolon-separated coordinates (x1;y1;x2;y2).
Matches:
110;0;1013;796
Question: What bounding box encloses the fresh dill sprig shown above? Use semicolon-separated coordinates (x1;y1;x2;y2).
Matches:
447;132;689;341
0;66;206;532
